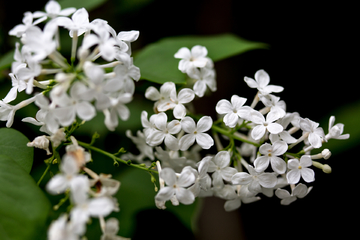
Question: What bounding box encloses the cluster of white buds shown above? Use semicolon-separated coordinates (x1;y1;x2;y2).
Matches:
124;48;349;210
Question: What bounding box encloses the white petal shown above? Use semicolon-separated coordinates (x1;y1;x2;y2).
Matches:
224;199;241;212
164;134;179;151
181;117;196;133
231;95;247;109
254;69;270;88
76;101;96;121
308;132;322;148
178;168;196;187
258;173;277;188
88;197;114;217
155;187;174;202
196;116;212;132
191;45;208;58
300;155;313;167
213;151;230;168
160;168;176;186
231;172;252;185
176;188;195;205
223;113;238;128
179;134;195;151
286;169;301;184
275;188;291;199
173;104;187;119
193;80;206;97
251;125;266;140
145;86;160;101
177;88;195;104
244;77;258;88
174;47;191;59
254;156;269;172
301;168;315;183
195;133;214;149
220;167;237;182
215;99;233;114
270;156;286;174
46;175;68;194
293;183;309;198
267;123;283;135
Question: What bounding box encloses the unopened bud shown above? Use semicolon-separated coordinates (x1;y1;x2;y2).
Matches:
321;149;331;160
27;136;51;155
322;164;332;174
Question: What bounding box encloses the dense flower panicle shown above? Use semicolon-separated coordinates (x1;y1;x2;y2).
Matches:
0;2;350;239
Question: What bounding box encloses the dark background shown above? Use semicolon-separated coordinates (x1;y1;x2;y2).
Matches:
0;1;358;239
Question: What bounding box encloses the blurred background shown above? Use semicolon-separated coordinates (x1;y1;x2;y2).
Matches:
0;1;358;240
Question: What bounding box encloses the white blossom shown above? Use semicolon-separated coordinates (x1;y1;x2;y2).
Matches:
207;151;237;187
56;8;90;37
174;45;209;75
215;95;252;128
286;155;315;184
231;165;277;194
299;118;325;149
253;141;288;174
250;110;283;140
155;167;196;205
179;116;214;151
157;88;195;119
33;0;76;21
244;69;284;95
275;183;313;205
188;67;217;97
146;112;181;150
325;116;349;140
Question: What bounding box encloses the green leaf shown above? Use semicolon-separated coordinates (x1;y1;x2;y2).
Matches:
0;128;33;173
0;50;14;72
133;33;268;84
0;155;51;240
111;168;198;238
58;0;107;11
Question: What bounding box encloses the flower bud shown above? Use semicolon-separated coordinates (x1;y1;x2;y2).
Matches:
321;149;331;160
322;164;332;174
27;136;51;155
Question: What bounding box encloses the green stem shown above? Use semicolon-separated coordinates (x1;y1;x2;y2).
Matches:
77;141;158;174
211;124;261;147
37;156;54;186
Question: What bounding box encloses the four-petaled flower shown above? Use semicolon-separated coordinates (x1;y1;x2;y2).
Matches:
286;155;315;184
179;116;214;151
216;95;252;128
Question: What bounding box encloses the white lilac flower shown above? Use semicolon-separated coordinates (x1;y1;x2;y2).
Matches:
9;12;43;37
15;58;42;94
188;67;217;97
155;167;196;205
3;71;27;103
146;112;181;150
46;153;85;195
188;156;212;197
231;165;277;194
51;81;96;126
70;177;115;229
145;82;176;111
250;110;283;140
286;155;315;184
157;88;195;119
23;21;58;62
244;69;284;96
275;183;313;205
103;93;132;131
82;22;117;61
174;45;209;75
269;112;298;144
33;0;76;21
215;95;252;128
105;57;140;95
253;140;288;174
0;95;36;128
47;214;79;240
207;151;237;187
325;116;350;140
224;185;260;212
115;30;140;55
299;118;325;149
179;116;214;151
258;94;286;119
140;111;157;138
100;217;130;240
56;8;90;37
126;130;154;161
